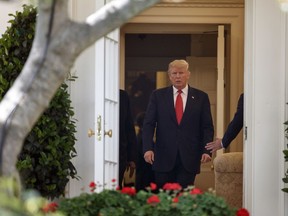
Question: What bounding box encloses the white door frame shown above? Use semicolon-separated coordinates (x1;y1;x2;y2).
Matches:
244;0;287;215
120;4;244;152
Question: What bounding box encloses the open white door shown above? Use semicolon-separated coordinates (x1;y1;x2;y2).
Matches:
94;30;119;191
68;0;119;197
216;25;225;155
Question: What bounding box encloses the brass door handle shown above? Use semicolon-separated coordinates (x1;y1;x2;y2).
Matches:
105;129;112;137
88;129;95;137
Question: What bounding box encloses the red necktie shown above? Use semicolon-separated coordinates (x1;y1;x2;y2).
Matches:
175;89;183;124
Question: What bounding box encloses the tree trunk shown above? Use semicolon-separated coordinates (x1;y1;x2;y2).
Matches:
0;0;161;177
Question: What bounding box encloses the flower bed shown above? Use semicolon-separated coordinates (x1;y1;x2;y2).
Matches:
0;177;249;216
57;181;249;216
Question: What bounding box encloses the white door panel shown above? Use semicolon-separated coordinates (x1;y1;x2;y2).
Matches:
95;30;119;190
216;25;225;143
68;47;97;197
68;0;119;197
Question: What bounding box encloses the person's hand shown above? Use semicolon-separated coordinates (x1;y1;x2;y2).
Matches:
205;138;223;153
144;150;154;165
127;161;136;178
201;153;211;163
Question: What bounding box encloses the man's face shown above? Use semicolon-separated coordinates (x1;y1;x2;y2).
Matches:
168;66;190;90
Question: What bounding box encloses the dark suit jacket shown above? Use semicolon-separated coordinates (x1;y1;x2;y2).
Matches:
119;90;137;185
142;86;214;174
222;93;244;148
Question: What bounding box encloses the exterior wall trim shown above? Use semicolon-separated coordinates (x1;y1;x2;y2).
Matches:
158;0;244;8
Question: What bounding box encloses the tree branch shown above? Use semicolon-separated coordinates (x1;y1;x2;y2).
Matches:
0;0;161;176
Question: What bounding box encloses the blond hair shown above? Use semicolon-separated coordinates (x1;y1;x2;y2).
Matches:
168;59;189;73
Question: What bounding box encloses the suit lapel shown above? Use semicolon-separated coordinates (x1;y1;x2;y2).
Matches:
165;86;178;124
181;87;196;124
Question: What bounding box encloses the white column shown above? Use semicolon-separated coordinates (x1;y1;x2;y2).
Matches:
244;0;287;215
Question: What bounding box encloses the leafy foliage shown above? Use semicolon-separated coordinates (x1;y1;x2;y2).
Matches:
283;120;288;193
282;148;288;193
0;5;78;199
0;177;63;216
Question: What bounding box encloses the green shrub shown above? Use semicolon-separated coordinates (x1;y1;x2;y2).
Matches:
0;5;77;199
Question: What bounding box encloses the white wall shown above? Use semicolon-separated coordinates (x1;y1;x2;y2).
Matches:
245;0;287;215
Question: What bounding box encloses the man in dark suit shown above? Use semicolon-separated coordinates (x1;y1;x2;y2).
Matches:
119;89;137;188
142;59;214;189
205;93;244;153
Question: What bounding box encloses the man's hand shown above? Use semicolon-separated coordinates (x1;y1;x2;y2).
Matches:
201;153;211;163
205;138;223;153
144;150;154;165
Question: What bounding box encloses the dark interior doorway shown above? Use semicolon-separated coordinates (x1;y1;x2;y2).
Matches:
125;33;217;122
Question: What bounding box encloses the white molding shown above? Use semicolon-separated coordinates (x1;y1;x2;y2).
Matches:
158;0;244;8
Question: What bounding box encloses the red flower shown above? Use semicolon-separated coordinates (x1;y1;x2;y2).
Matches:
89;181;96;192
111;179;116;183
163;183;182;191
121;187;136;196
236;208;250;216
172;197;179;203
150;182;157;191
189;188;202;195
89;181;96;188
147;195;160;204
42;202;58;213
